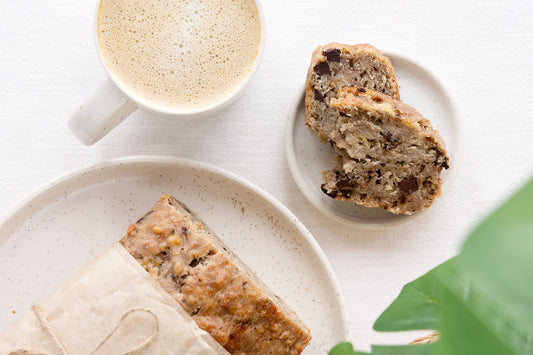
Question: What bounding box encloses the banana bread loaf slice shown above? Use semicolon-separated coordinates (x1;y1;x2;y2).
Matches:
305;43;400;143
320;87;449;214
120;196;311;355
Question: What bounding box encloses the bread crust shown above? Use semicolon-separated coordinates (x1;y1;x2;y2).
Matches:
120;196;312;355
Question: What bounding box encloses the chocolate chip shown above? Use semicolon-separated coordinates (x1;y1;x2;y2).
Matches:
314;89;324;102
380;131;398;150
335;176;356;198
398;176;418;195
336;180;355;190
321;184;338;198
336;174;354;187
159;249;170;260
433;149;449;169
181;226;188;236
189;258;200;267
314;61;331;76
242;281;248;287
339;111;348;117
323;48;341;62
357;87;366;93
399;195;407;204
340;189;352;198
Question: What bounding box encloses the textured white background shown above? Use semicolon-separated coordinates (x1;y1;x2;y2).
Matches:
1;0;533;352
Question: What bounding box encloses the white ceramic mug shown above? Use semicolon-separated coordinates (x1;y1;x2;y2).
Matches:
68;0;265;146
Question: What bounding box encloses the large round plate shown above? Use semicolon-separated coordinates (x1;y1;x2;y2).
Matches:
286;51;463;228
0;156;349;353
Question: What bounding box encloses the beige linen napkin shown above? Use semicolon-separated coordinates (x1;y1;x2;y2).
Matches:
0;243;229;355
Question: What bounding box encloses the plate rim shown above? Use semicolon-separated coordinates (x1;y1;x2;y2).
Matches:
285;50;464;228
0;154;351;343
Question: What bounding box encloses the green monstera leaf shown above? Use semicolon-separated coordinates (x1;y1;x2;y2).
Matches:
329;178;533;355
437;177;533;355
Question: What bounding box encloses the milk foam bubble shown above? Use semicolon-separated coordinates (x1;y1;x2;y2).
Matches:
97;0;261;111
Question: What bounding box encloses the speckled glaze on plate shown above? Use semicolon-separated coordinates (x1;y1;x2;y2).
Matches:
285;51;463;228
0;156;349;353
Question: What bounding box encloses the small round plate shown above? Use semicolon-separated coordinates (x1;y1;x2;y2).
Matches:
285;51;463;228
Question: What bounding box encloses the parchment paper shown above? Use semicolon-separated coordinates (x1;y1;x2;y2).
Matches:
0;243;229;355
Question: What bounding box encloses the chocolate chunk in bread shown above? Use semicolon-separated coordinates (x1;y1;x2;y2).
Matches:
120;196;312;355
305;43;400;143
320;88;449;215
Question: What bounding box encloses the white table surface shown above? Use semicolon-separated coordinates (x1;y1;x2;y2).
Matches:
1;0;532;352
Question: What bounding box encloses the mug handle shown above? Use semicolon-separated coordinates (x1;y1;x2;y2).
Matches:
68;80;137;145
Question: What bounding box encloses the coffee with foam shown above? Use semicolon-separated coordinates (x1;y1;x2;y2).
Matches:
97;0;261;111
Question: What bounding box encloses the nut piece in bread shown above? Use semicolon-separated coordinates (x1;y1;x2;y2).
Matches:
120;195;312;355
320;88;449;214
305;43;400;143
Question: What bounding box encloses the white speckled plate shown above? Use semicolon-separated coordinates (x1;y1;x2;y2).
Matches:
0;156;349;353
285;51;463;228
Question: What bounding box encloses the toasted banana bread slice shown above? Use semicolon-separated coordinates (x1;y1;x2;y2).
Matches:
320;87;449;214
305;43;400;142
120;196;311;354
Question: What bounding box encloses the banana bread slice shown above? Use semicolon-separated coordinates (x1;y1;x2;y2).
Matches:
120;196;311;355
305;43;400;143
320;87;449;214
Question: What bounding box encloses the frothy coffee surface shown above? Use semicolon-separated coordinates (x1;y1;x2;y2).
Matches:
97;0;261;111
